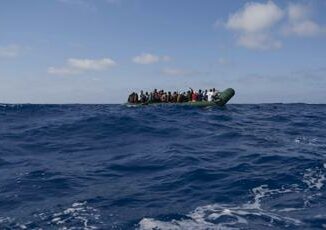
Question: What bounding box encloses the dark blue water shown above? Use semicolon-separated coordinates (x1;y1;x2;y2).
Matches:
0;104;325;229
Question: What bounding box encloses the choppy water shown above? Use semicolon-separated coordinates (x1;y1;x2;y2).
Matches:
0;103;325;229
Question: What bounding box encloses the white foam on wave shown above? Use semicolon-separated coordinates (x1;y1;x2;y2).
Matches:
294;136;324;147
303;167;326;190
302;165;326;207
0;217;27;229
0;217;11;223
138;185;302;230
139;165;326;229
50;201;100;230
0;201;101;230
243;185;299;210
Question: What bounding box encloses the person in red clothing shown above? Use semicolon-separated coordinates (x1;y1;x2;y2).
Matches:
189;88;198;102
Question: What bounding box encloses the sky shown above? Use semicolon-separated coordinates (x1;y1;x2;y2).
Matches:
0;0;326;104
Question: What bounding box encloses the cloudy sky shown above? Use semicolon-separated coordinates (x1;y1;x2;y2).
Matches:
1;0;325;103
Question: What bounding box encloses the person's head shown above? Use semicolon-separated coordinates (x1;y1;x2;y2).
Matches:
145;92;148;95
213;88;216;92
205;89;207;93
210;89;212;92
199;89;202;93
140;90;143;94
154;89;157;92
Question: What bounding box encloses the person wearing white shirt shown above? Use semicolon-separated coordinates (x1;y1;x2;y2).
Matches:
207;89;214;102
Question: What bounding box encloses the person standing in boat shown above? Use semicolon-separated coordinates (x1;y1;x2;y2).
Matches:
127;92;133;103
192;90;199;102
172;92;178;103
188;88;195;102
203;90;208;101
148;92;153;103
153;89;160;102
144;92;149;103
198;89;203;101
167;92;172;102
160;92;166;102
212;88;220;101
186;91;191;102
207;89;213;102
132;92;139;103
177;93;182;103
139;90;146;103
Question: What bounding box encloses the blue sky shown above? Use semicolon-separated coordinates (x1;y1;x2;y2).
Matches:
0;0;325;103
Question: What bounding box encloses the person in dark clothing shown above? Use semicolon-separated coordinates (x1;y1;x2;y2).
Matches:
203;90;208;101
197;89;203;101
139;90;146;103
167;92;172;102
172;92;178;102
186;91;191;102
127;92;134;103
132;92;139;103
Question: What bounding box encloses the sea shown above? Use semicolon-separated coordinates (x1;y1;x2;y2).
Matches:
0;103;325;229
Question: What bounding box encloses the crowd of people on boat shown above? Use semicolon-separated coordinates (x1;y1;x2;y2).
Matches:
128;88;221;104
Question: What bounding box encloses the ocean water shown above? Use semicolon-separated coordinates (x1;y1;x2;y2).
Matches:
0;103;325;229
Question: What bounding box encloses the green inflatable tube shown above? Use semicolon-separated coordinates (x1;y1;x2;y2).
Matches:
216;88;235;106
185;88;235;107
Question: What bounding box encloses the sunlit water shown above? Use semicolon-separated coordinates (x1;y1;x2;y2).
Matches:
0;104;325;229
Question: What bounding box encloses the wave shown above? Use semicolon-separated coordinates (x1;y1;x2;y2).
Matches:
139;164;326;229
0;104;325;229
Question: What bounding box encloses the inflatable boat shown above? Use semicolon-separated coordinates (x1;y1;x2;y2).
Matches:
126;88;235;107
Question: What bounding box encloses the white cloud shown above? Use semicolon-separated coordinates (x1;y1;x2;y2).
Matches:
288;3;311;22
48;58;116;75
226;1;284;33
133;53;159;64
238;33;282;50
283;3;325;37
162;68;196;76
221;1;325;50
68;58;116;70
284;20;323;37
0;45;22;58
48;67;81;75
132;53;171;64
225;1;284;51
